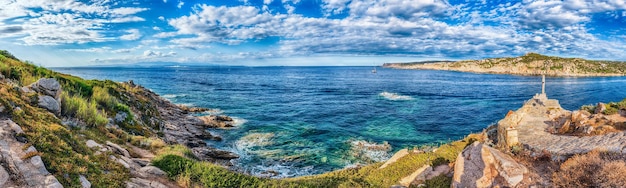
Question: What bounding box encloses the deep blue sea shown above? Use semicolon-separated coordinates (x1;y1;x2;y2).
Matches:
53;66;626;177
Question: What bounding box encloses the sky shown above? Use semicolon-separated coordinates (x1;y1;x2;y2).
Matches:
1;0;626;67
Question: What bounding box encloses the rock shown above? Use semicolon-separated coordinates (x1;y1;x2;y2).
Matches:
115;112;128;123
197;115;235;128
0;166;9;186
399;165;433;187
426;164;451;179
25;146;37;153
557;119;571;134
379;148;409;169
120;156;141;170
132;158;150;167
30;78;62;99
452;142;527;188
595;103;607;114
139;166;167;177
7;119;24;135
38;95;61;114
191;147;239;160
86;140;103;149
126;178;168;188
107;141;131;158
19;87;33;93
30;156;50;175
45;175;63;188
80;175;91;188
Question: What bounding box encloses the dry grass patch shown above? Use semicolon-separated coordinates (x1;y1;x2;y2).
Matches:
552;150;626;187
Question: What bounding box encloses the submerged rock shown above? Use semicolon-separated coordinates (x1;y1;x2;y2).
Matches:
197;115;235;128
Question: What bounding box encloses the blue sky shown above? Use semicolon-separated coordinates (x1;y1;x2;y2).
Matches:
1;0;626;67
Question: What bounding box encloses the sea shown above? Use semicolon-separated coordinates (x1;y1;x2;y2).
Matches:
52;66;626;177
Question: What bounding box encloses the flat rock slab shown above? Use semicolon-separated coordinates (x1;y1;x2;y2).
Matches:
517;113;626;157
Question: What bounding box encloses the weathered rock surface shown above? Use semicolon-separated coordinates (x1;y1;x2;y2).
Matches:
0;119;62;187
399;165;432;187
197;115;235;128
497;94;626;157
38;95;61;114
452;142;527;188
29;78;62;99
126;178;168;188
122;82;238;163
115;112;128;123
80;175;91;188
107;141;131;158
379;148;409;169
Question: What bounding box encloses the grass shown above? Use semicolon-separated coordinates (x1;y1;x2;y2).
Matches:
552;150;626;187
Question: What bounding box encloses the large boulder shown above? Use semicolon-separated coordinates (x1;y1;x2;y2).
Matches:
30;78;62;99
38;95;61;114
452;142;527;188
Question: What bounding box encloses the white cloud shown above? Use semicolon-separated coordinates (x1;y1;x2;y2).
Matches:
143;50;177;57
178;1;185;9
158;16;165;21
153;26;161;31
0;0;148;45
120;29;142;40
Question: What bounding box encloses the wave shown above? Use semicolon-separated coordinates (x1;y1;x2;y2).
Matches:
162;94;188;99
379;91;414;101
348;140;392;163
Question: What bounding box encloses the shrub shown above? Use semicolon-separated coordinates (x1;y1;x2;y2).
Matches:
552;150;626;187
61;92;108;127
422;174;452;188
603;107;618;115
92;86;116;109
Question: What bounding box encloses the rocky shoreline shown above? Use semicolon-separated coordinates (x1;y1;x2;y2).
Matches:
123;82;240;163
383;53;626;77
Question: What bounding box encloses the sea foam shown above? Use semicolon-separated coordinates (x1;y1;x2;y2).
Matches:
379;91;414;101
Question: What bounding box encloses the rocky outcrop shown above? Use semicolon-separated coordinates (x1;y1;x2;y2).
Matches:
379;148;409;169
121;83;238;163
197;115;235;128
28;78;63;115
399;165;432;187
107;141;131;158
452;142;528;188
0;119;62;187
29;78;62;99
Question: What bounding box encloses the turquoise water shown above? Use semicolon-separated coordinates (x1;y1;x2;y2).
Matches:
53;66;626;177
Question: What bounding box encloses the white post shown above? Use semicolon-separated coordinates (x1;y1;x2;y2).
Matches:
541;74;545;94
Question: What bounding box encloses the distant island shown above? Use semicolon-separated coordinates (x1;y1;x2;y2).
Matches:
383;53;626;77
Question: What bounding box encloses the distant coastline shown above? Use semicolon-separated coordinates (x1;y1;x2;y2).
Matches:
383;53;626;77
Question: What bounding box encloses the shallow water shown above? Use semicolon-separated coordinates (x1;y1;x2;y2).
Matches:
53;66;626;177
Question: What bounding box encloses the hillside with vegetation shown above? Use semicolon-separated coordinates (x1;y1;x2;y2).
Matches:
383;53;626;76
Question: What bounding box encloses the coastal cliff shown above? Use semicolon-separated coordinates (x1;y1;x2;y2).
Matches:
383;53;626;77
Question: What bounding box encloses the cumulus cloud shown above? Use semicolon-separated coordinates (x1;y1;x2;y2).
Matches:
120;29;142;40
157;2;626;62
0;0;148;45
